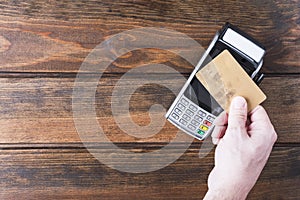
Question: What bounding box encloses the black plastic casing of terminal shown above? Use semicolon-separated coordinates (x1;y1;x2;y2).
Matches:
208;23;266;85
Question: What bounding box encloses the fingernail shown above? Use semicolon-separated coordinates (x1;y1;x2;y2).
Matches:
232;96;246;108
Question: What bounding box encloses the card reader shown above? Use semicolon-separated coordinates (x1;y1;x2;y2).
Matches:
165;23;266;140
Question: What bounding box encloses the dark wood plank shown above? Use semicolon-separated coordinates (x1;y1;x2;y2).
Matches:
0;75;298;144
0;1;298;200
0;145;298;200
0;0;299;73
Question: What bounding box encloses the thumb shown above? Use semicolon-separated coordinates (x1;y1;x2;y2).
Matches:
227;96;248;130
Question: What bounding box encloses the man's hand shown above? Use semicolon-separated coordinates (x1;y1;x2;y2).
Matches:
204;96;277;200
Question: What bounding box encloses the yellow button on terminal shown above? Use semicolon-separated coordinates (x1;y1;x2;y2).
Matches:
200;125;208;131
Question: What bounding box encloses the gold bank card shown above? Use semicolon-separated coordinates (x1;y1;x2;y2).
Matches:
196;50;266;112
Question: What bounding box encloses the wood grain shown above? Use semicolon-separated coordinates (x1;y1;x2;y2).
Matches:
0;0;299;199
0;75;298;144
0;0;299;73
0;146;298;200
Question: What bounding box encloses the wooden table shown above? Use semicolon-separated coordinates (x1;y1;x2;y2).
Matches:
0;0;299;199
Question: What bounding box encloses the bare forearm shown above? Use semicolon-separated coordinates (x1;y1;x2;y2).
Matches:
203;188;247;200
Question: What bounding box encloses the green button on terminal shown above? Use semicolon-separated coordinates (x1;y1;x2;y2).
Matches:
197;129;205;135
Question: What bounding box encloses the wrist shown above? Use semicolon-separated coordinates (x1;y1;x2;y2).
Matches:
205;167;254;200
203;187;248;200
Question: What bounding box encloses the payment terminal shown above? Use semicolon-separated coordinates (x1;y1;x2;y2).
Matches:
165;23;266;140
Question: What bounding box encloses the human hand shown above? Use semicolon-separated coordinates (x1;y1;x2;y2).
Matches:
204;96;277;200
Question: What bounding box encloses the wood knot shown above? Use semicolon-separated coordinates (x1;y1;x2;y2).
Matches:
0;35;11;53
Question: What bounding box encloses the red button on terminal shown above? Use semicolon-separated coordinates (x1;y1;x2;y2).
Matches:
203;120;212;126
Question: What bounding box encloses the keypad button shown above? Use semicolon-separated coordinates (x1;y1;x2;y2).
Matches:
171;113;179;120
174;108;182;115
198;110;207;117
207;115;215;121
182;114;191;121
177;103;186;110
188;124;196;130
180;98;189;106
200;125;209;131
197;129;206;135
186;109;194;117
179;119;188;125
191;120;200;126
189;104;197;112
194;115;203;122
203;120;212;126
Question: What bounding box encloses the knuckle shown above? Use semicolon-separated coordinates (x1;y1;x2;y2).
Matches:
272;130;278;143
231;111;247;122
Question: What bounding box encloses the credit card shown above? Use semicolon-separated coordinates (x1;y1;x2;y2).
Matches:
196;50;266;112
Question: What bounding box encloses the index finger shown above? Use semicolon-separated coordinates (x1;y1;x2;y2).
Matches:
213;111;228;126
